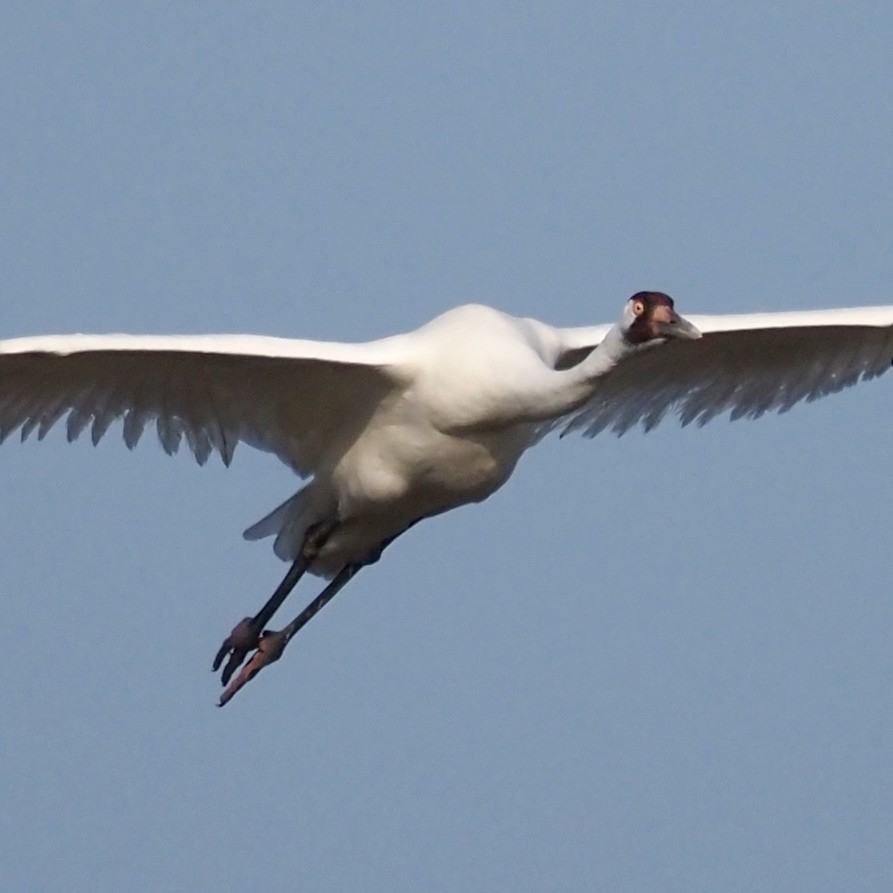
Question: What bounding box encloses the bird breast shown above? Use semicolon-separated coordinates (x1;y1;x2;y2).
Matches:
332;413;525;521
311;305;550;570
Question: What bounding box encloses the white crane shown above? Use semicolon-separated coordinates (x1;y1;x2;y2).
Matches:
2;292;892;704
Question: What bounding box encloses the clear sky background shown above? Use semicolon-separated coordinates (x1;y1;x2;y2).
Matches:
2;3;893;891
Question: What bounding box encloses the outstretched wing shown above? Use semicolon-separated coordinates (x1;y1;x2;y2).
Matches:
0;332;412;474
557;306;893;437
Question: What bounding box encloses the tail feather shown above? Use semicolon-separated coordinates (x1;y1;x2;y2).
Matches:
243;485;318;562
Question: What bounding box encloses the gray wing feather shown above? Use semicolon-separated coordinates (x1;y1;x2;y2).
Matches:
0;348;398;474
562;324;893;438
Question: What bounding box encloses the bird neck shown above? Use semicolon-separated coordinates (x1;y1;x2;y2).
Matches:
577;324;631;377
477;323;636;428
539;324;633;420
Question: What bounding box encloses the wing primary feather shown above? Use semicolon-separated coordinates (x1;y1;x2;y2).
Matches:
22;378;70;441
0;384;35;443
36;392;76;440
122;406;151;450
156;414;184;456
122;385;148;450
153;364;183;457
203;380;237;467
19;411;41;442
179;378;213;466
1;363;60;442
66;406;93;441
90;395;123;446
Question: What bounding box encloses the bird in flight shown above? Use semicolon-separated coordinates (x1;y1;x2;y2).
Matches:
1;292;891;705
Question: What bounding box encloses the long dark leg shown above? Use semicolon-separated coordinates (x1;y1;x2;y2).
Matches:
218;563;360;707
212;521;335;685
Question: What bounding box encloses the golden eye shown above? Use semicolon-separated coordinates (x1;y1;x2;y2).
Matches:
633;300;646;317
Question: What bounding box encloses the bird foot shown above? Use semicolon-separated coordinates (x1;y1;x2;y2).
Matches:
217;629;291;707
212;617;262;686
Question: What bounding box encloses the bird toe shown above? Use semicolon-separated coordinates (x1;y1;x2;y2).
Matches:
217;629;290;706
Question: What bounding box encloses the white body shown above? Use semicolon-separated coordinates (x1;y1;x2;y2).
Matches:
2;301;893;576
247;305;570;574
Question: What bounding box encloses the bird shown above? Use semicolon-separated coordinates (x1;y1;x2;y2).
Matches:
2;291;892;705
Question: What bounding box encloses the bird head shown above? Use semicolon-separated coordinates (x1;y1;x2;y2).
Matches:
621;292;701;344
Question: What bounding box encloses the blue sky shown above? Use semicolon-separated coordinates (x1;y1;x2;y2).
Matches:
2;3;893;891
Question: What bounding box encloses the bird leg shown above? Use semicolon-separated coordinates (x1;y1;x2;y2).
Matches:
217;563;360;707
212;521;335;686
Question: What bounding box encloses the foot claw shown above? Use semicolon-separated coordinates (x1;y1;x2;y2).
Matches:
217;629;290;707
213;617;261;684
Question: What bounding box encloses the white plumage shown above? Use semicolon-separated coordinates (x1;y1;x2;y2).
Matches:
2;294;891;702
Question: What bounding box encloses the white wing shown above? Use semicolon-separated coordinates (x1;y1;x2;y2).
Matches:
557;306;893;437
0;332;413;473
